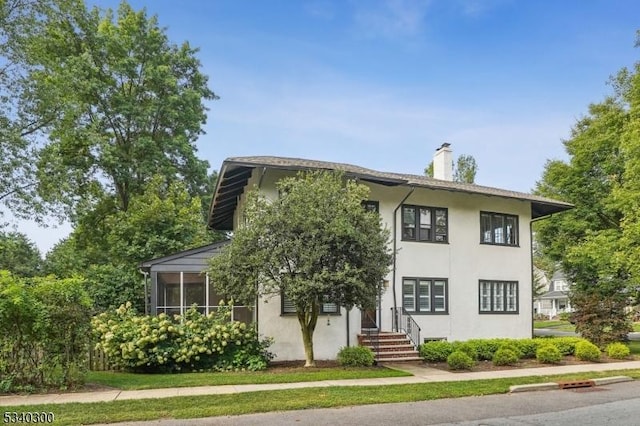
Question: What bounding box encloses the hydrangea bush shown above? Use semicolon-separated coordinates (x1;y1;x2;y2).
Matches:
92;302;273;373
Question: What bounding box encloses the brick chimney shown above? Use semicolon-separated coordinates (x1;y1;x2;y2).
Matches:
433;143;453;181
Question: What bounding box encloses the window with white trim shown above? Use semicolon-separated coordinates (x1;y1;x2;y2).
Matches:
479;280;518;314
402;278;448;314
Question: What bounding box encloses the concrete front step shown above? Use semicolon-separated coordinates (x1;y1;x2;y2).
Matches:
376;356;423;362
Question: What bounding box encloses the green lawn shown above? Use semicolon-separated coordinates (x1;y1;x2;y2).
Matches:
534;321;640;333
7;369;640;426
87;366;410;390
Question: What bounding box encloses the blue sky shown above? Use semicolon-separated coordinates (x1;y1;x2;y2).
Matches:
11;0;640;254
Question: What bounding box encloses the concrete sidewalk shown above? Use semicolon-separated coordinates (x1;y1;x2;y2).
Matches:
2;360;640;407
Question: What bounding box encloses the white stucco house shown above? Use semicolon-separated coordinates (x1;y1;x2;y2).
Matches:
141;145;573;361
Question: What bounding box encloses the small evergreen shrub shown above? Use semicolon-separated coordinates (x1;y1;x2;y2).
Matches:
574;341;601;362
536;344;562;364
492;348;519;366
605;342;631;359
337;346;375;367
419;340;453;362
516;339;539;358
497;342;523;358
550;337;584;356
447;350;475;370
467;339;502;361
451;341;478;360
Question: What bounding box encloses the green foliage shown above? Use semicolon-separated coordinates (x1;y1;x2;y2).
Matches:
419;340;453;362
465;339;512;361
451;341;478;360
536;344;562;364
337;346;375;367
574;340;601;362
533;34;640;350
208;171;393;367
548;336;584;356
492;348;519;366
0;231;41;277
92;303;273;373
606;342;631;359
0;270;93;391
516;339;540;359
446;350;475;370
25;1;215;219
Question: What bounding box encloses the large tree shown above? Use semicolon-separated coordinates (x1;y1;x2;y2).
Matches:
0;230;42;277
0;0;53;220
25;0;216;220
534;38;640;344
208;171;393;367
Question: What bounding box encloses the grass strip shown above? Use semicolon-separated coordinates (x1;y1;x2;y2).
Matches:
87;367;410;390
7;369;640;425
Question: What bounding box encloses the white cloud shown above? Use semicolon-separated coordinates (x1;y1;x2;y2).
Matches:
352;0;431;40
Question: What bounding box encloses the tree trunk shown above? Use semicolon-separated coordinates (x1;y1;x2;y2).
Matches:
297;302;319;367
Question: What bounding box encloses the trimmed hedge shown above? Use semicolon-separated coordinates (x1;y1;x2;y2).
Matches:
606;342;631;359
536;344;562;364
447;350;475;370
419;340;454;362
493;348;519;366
575;341;601;362
419;336;598;365
337;346;375;367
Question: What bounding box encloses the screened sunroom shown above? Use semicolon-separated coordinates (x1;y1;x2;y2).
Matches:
139;241;253;324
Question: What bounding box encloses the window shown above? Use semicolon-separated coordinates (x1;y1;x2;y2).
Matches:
281;293;339;315
402;278;448;314
156;271;253;323
362;200;379;213
402;205;448;242
480;212;518;246
479;280;518;314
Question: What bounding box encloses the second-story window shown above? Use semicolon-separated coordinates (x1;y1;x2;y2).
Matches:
362;200;379;213
402;205;448;243
480;212;518;246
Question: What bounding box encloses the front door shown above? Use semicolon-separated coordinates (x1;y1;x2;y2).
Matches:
361;308;377;329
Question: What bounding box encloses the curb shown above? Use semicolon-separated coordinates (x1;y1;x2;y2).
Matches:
509;376;633;393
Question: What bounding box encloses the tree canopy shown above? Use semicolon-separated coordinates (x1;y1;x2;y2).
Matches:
25;0;216;219
534;34;640;343
0;231;42;277
208;171;393;367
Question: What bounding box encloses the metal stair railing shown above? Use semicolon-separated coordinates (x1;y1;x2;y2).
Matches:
392;307;421;349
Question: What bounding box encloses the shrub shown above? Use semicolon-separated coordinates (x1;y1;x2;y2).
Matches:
419;340;453;362
466;339;504;361
447;350;475;370
0;272;93;391
574;341;601;362
516;339;539;358
536;344;562;364
550;337;584;356
493;348;519;366
92;303;273;373
451;341;478;360
606;342;631;359
337;346;375;367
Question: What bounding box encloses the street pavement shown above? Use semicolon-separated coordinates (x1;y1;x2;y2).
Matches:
118;380;640;426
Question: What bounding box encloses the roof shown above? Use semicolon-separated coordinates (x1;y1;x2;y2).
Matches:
207;156;574;230
539;290;569;300
139;240;230;271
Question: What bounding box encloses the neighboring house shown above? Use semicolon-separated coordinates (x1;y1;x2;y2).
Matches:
142;144;573;361
534;270;572;319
